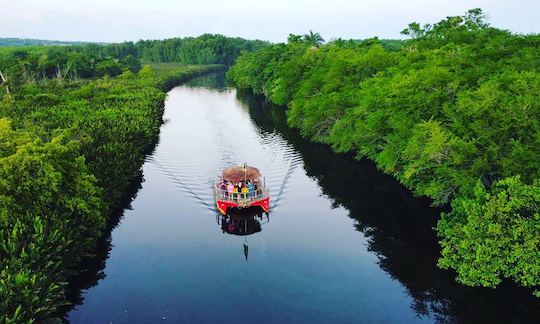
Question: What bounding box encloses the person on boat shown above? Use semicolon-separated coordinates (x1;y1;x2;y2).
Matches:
247;181;255;197
220;181;227;196
227;182;234;197
241;183;249;198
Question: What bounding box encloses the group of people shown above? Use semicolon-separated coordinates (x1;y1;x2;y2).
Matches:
219;178;260;200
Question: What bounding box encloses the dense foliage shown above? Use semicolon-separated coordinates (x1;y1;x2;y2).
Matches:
75;34;268;66
0;34;265;92
438;177;539;291
0;53;220;321
227;9;540;295
0;46;141;88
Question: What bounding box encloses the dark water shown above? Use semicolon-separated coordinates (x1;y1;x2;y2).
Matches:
66;72;539;323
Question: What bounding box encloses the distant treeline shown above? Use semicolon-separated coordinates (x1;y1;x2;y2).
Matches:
0;37;97;47
0;45;143;87
0;34;266;88
228;9;540;296
75;34;268;65
375;39;404;51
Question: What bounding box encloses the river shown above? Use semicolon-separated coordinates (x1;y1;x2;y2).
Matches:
65;72;539;323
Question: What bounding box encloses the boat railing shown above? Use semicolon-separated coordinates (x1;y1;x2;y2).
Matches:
214;182;269;206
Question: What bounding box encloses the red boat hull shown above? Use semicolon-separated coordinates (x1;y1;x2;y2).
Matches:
216;197;270;215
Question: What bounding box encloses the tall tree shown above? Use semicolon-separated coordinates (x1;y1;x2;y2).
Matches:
302;30;325;47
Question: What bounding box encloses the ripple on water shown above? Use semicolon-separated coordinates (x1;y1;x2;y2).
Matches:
146;85;303;213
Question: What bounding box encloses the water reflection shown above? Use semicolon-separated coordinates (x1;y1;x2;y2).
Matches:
236;90;540;323
185;70;228;90
218;208;268;236
58;167;146;320
218;208;269;260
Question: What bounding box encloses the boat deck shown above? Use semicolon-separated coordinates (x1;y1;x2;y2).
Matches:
214;182;270;214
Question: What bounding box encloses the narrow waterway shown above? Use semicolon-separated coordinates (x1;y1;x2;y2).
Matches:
66;72;539;323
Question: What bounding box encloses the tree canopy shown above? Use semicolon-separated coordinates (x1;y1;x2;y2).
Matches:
302;30;325;47
227;9;540;296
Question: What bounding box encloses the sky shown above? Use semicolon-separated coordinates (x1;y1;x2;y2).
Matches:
1;0;539;43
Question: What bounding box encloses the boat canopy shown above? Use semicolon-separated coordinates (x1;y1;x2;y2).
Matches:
222;166;261;182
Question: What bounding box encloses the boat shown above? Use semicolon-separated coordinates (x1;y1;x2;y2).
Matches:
214;165;270;215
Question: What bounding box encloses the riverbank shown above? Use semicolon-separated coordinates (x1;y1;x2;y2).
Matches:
227;9;540;296
0;64;221;322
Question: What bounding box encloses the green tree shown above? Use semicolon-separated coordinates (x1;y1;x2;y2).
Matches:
438;177;540;295
121;54;142;73
302;30;325;47
95;59;123;77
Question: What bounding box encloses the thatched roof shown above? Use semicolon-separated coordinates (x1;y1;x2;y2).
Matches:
222;166;261;182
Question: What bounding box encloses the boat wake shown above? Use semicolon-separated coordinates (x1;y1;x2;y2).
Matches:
145;85;303;214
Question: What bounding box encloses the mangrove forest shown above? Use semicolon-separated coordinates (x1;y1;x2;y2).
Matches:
0;6;539;324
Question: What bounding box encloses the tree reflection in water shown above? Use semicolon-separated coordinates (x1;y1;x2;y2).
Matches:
237;90;540;324
57;172;145;321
